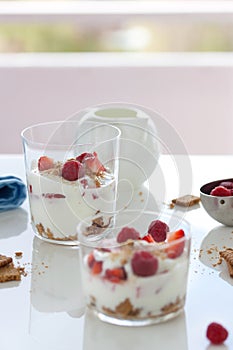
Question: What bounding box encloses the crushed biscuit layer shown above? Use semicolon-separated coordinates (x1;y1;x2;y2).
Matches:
36;222;78;242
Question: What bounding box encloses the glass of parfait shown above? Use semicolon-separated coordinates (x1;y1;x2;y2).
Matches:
78;209;191;326
21;120;121;245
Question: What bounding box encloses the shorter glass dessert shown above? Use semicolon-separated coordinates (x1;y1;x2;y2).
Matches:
78;210;191;326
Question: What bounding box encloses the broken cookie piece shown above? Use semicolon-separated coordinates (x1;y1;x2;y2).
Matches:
84;216;113;237
0;254;13;268
171;195;200;207
0;253;24;282
219;248;233;277
0;262;21;282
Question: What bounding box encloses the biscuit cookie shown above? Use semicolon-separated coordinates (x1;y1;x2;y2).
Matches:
172;195;200;207
0;262;21;282
219;248;233;277
0;255;12;268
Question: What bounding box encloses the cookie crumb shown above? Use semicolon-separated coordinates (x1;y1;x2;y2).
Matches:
15;252;23;258
102;298;140;317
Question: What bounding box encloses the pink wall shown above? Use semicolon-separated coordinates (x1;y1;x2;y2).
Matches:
1;62;233;154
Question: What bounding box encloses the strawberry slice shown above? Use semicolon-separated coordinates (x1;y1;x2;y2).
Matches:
91;261;103;275
87;252;103;274
38;156;54;171
76;152;93;164
84;152;106;173
42;193;66;199
105;267;127;283
141;233;155;243
166;229;185;259
87;253;95;268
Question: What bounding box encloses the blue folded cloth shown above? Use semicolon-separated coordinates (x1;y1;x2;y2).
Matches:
0;176;27;212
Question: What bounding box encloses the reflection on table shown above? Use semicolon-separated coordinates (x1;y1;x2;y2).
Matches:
30;237;85;348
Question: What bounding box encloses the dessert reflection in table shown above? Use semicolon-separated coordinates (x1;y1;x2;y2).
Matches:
199;225;233;286
30;237;85;348
83;308;188;350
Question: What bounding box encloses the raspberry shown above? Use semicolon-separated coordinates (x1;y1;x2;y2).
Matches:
117;227;140;243
38;156;54;171
206;322;228;345
220;181;233;189
210;186;232;196
131;251;158;277
148;220;169;242
62;160;83;181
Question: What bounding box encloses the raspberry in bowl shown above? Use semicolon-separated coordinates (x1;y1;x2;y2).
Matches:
200;178;233;226
78;210;191;326
21;121;121;244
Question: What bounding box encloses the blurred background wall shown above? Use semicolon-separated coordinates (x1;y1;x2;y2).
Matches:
1;1;233;154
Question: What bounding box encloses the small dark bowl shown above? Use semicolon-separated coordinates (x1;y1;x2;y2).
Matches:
200;178;233;226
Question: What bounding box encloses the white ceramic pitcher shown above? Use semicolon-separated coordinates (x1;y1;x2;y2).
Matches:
80;103;160;188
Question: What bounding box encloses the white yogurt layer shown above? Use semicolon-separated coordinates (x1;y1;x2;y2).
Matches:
82;241;189;319
28;168;115;241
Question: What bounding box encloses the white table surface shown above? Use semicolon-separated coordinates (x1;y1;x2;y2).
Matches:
1;154;233;350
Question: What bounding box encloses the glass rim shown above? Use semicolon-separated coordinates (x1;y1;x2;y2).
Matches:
77;209;191;249
21;120;121;148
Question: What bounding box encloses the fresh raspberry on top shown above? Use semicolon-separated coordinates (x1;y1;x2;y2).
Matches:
117;227;140;243
148;220;169;242
131;251;158;277
166;229;185;259
206;322;228;345
38;156;54;171
210;186;232;196
220;181;233;189
62;160;83;181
